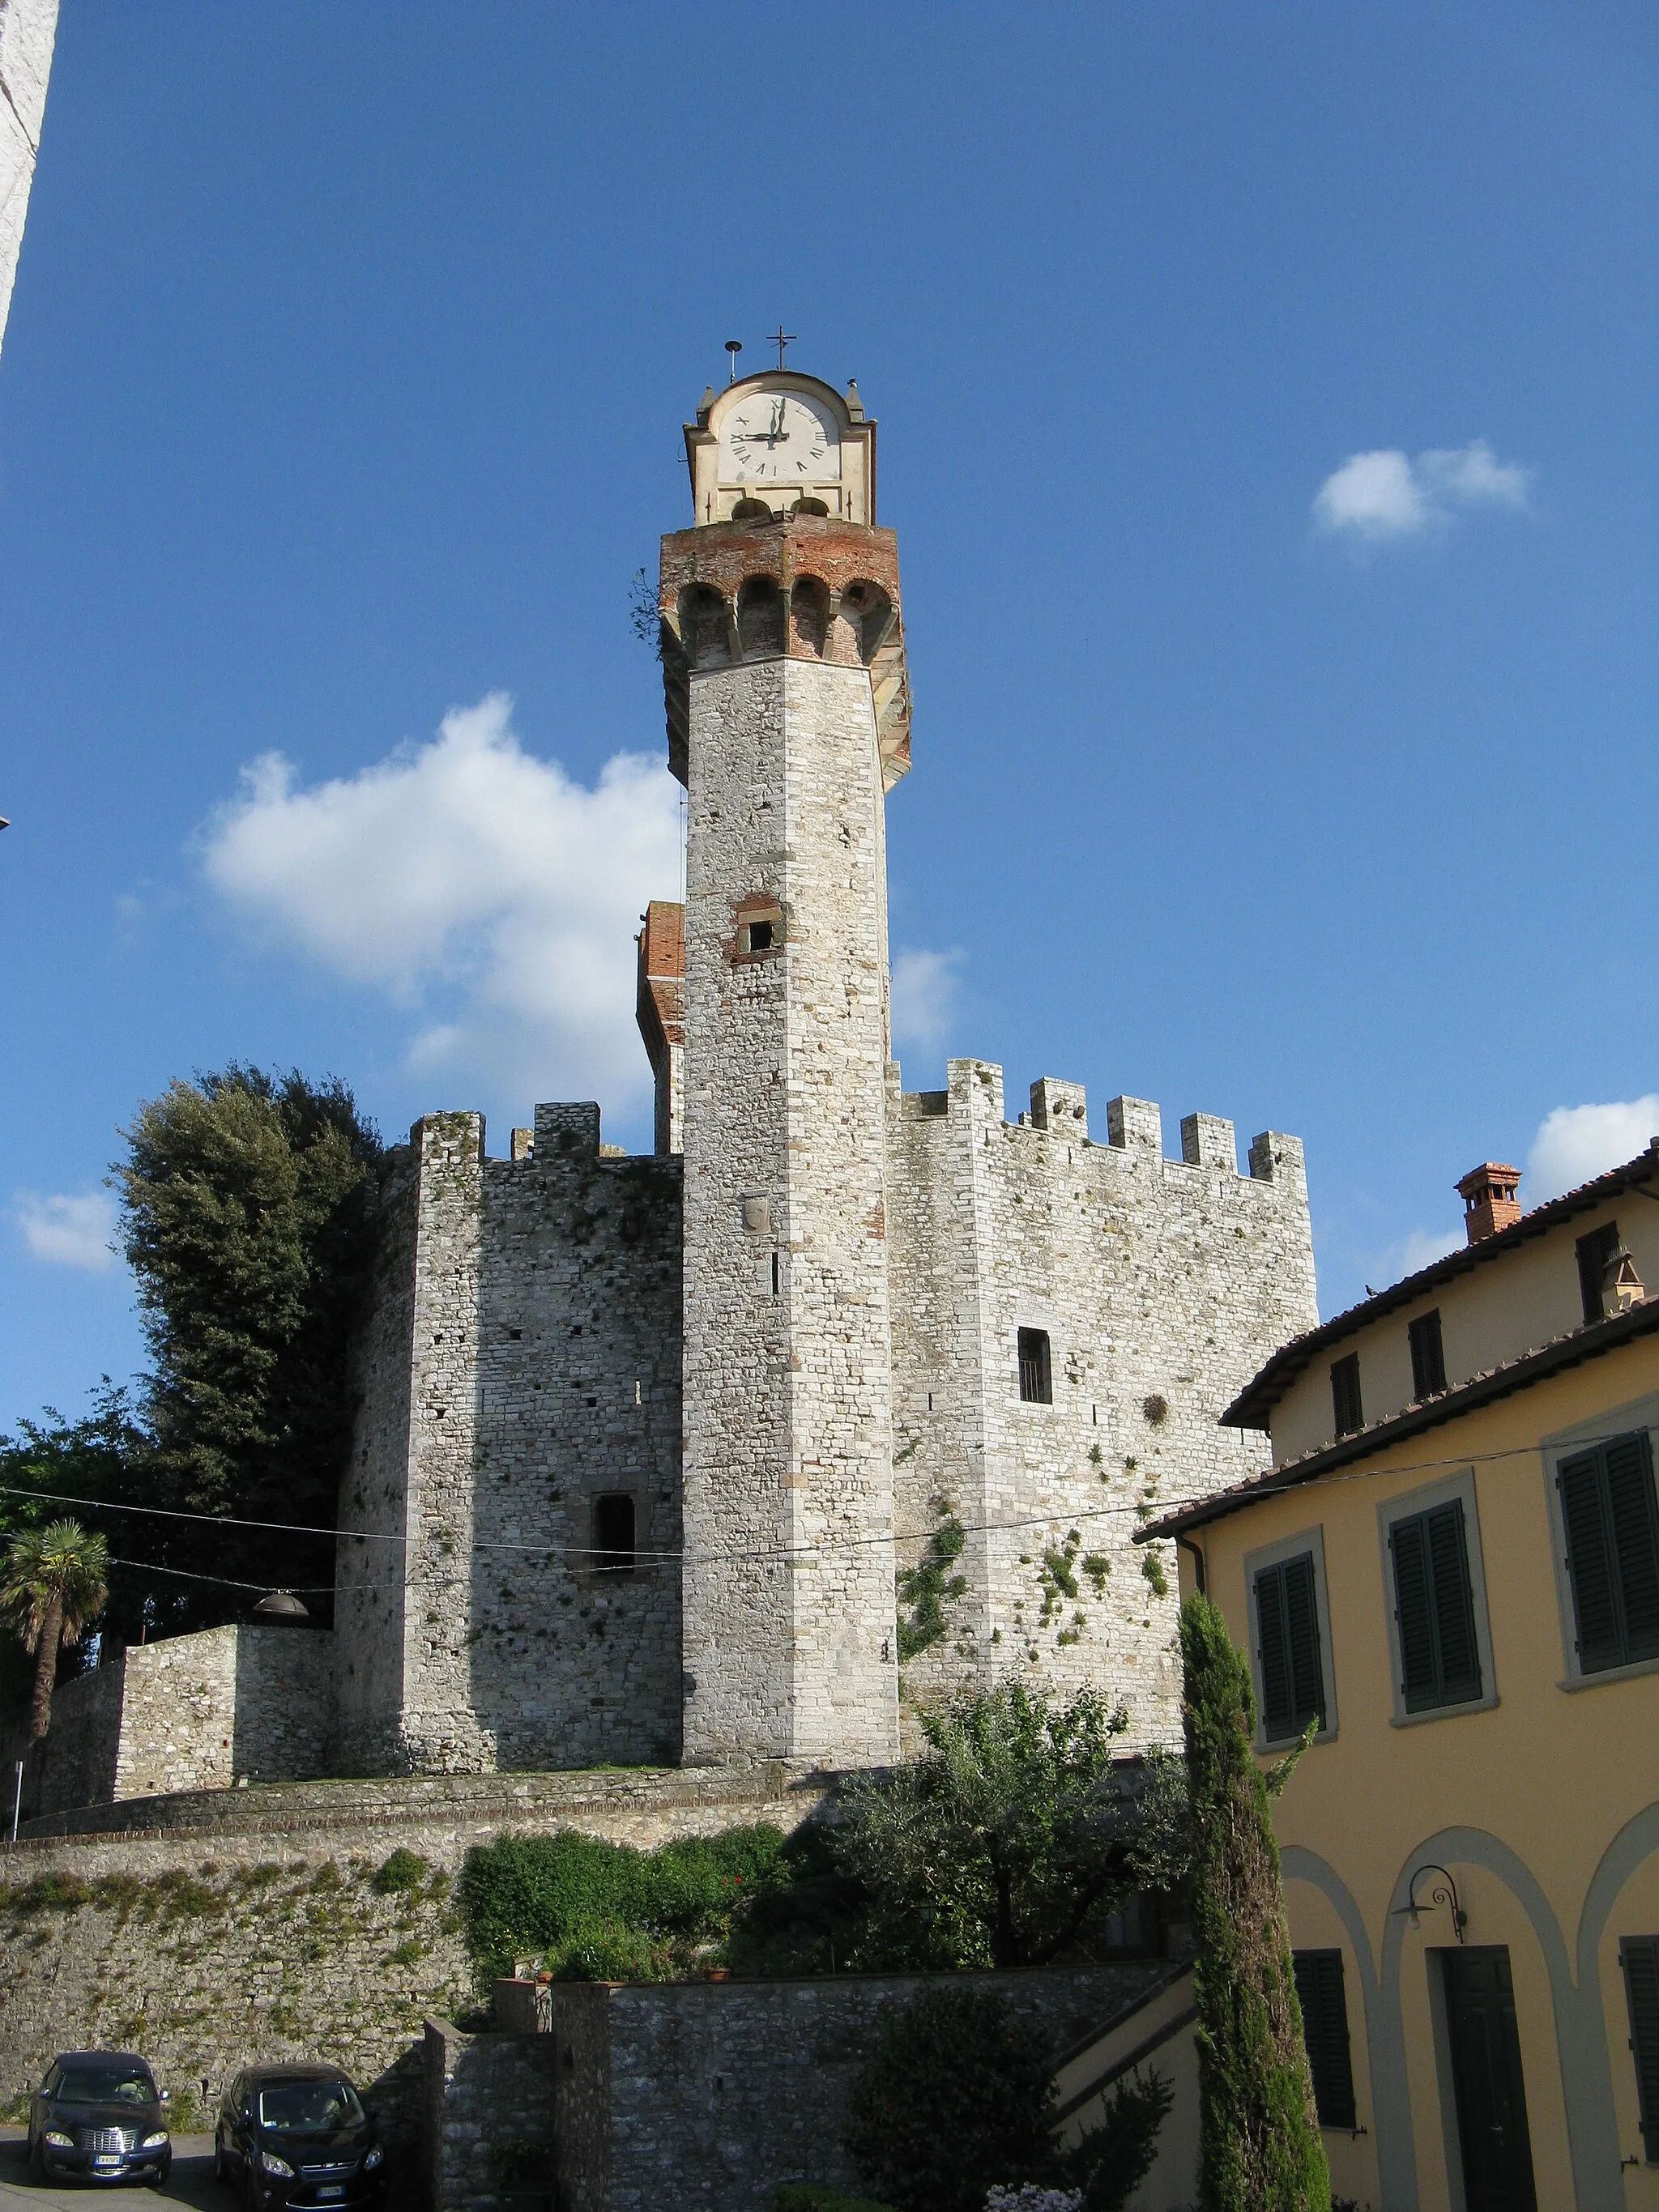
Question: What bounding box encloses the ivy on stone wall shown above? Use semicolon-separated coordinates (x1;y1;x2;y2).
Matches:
896;1507;967;1662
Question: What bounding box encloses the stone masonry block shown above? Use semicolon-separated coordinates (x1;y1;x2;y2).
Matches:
1107;1096;1163;1153
1180;1112;1237;1173
1249;1130;1307;1194
533;1101;601;1157
1030;1078;1088;1138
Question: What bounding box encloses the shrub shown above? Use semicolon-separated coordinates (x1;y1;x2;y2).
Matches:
373;1848;429;1895
458;1824;789;1982
844;1984;1060;2212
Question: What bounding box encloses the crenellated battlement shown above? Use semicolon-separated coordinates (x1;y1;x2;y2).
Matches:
892;1062;1306;1201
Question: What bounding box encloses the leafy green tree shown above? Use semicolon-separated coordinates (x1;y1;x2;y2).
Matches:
833;1680;1175;1970
1180;1592;1328;2212
0;1387;153;1675
1;1520;111;1741
114;1066;384;1622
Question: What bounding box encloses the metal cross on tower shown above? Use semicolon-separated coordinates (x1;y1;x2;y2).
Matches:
769;326;797;369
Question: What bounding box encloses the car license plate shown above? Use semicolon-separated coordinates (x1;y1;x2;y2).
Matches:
319;2189;344;2201
94;2154;122;2167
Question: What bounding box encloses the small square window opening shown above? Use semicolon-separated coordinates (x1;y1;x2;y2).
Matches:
593;1494;637;1575
1017;1328;1052;1404
747;919;774;953
1408;1311;1447;1401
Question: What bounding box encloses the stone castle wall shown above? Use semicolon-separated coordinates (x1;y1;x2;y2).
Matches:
336;1106;683;1777
886;1059;1317;1742
35;1628;335;1817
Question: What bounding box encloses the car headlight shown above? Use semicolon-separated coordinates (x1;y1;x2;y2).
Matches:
142;2131;169;2148
43;2130;72;2146
365;2146;384;2169
258;2149;296;2177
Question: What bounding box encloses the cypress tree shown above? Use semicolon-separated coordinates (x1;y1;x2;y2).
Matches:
1179;1591;1329;2212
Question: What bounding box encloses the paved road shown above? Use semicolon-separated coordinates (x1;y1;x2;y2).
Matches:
0;2130;221;2207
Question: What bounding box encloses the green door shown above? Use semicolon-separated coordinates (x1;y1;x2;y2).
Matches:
1443;1948;1538;2212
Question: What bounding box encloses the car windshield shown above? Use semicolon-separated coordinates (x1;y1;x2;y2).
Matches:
57;2067;154;2107
258;2082;365;2133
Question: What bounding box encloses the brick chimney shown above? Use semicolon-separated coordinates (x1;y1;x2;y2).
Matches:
1457;1161;1522;1245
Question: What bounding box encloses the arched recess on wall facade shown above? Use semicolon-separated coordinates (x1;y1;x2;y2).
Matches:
790;575;830;658
736;574;787;658
1280;1848;1409;2204
1380;1826;1623;2212
840;578;896;665
1574;1800;1659;2186
679;582;731;671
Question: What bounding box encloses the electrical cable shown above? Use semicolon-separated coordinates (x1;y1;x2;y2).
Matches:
2;1426;1652;1575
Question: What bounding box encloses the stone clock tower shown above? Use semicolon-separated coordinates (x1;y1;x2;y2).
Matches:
659;370;911;1765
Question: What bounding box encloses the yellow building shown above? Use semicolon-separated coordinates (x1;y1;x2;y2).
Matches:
1145;1140;1659;2212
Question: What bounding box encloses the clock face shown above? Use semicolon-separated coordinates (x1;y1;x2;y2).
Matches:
719;389;842;487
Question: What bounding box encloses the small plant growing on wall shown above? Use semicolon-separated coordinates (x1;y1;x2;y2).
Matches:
896;1505;968;1662
1141;1393;1169;1426
373;1849;429;1895
1141;1549;1169;1600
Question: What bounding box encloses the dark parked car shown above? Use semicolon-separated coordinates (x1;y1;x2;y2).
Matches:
215;2064;386;2207
26;2049;172;2184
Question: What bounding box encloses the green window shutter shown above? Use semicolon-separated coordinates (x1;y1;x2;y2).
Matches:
1294;1948;1356;2130
1390;1499;1482;1711
1607;1434;1659;1663
1283;1552;1327;1733
1622;1937;1659;2159
1562;1431;1659;1673
1561;1447;1623;1670
1391;1514;1438;1709
1256;1562;1294;1738
1426;1501;1482;1703
1256;1553;1325;1740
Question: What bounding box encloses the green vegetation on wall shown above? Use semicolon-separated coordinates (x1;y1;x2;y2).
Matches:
458;1825;791;1984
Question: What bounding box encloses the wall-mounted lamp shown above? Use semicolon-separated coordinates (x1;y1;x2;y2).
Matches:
1393;1863;1467;1942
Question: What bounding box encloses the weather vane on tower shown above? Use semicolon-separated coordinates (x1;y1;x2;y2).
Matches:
770;326;797;369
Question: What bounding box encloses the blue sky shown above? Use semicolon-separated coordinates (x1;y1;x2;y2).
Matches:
2;2;1656;1426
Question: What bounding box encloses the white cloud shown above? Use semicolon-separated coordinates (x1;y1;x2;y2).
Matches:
1527;1096;1659;1203
890;946;963;1057
1398;1225;1464;1276
198;694;684;1106
1312;438;1531;542
16;1190;117;1272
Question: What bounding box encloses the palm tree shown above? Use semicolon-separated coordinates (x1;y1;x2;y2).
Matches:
1;1519;110;1743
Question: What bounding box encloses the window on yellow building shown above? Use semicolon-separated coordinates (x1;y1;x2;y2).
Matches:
1619;1937;1659;2163
1557;1431;1659;1676
1331;1352;1363;1438
1293;1949;1357;2131
1408;1308;1447;1400
1255;1554;1326;1741
1388;1497;1484;1712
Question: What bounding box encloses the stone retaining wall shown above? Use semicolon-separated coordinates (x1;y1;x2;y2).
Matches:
424;1963;1170;2212
0;1766;828;2151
